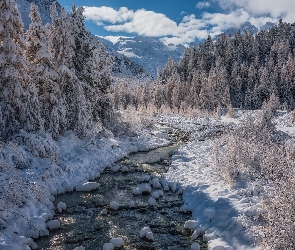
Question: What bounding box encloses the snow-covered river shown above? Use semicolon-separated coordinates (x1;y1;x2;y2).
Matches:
36;143;207;249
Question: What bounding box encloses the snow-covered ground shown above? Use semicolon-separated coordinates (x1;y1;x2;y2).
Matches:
161;109;295;250
1;109;294;249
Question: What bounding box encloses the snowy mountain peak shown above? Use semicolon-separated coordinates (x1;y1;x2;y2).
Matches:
109;36;185;77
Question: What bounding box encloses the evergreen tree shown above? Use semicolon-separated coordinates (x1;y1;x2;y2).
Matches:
0;0;29;139
26;3;61;137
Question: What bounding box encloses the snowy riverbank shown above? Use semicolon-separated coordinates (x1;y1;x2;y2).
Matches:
0;127;170;249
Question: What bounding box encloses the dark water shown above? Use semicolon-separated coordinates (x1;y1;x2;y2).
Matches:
36;144;206;250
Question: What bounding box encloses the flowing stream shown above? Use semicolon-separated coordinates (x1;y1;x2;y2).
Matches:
36;138;207;249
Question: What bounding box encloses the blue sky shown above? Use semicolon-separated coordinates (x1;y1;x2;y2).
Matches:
59;0;295;45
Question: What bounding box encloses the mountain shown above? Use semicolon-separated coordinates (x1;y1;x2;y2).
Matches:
95;37;153;81
108;36;186;77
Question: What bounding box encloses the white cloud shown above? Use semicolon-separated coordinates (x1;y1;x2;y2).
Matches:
196;1;211;9
83;3;292;46
216;0;295;23
105;9;178;37
83;6;134;24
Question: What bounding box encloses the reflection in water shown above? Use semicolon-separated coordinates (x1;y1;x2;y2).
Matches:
36;144;206;250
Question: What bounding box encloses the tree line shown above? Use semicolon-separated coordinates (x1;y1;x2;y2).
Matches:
113;20;295;114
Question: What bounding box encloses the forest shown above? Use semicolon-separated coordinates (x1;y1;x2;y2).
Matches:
2;0;295;249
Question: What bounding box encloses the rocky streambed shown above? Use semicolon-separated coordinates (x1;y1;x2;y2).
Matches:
36;130;207;250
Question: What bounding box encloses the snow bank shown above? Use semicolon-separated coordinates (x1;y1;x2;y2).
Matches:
0;127;170;249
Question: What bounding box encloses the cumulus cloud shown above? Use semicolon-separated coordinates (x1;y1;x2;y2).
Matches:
105;9;178;37
82;3;289;45
84;6;133;24
196;1;211;9
216;0;295;23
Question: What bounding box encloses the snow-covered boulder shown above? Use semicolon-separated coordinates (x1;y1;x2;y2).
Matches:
184;220;198;230
120;166;128;173
146;232;154;241
110;237;124;247
103;243;114;250
76;182;100;191
133;183;152;195
140;174;151;182
150;178;162;188
56;202;66;212
74;247;85;250
140;226;152;238
156;190;164;196
148;197;156;206
46;220;60;229
191;242;200;250
132;187;141;195
151;191;160;199
111;165;120;172
101;208;108;215
128;200;135;208
109;201;119;210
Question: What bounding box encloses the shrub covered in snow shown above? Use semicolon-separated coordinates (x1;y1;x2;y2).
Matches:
148;197;156;206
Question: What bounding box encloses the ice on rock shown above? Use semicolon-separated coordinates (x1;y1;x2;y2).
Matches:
56;202;66;212
140;174;151;182
46;220;60;229
146;232;154;241
140;226;152;238
152;191;160;199
101;208;108;215
128;200;135;208
191;242;200;250
111;165;120;172
148;197;156;206
76;182;100;191
109;201;119;210
110;237;124;247
74;247;85;250
184;220;198;230
103;243;114;250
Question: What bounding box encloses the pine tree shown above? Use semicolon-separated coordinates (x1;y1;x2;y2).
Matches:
26;3;62;137
0;0;29;139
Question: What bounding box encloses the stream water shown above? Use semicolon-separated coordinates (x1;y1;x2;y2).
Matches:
36;142;207;250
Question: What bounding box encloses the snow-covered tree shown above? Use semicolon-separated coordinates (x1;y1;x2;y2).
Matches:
0;0;30;139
